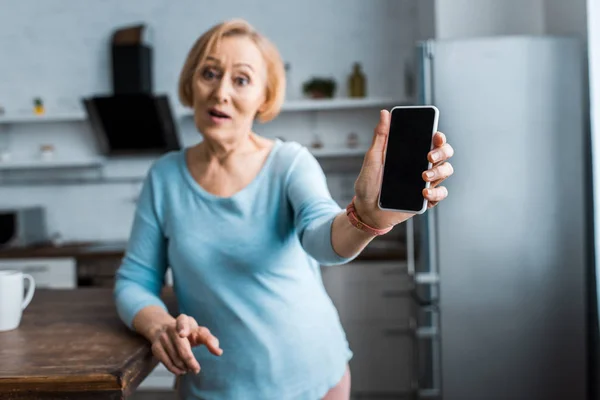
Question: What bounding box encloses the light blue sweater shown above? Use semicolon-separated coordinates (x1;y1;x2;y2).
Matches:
114;139;355;399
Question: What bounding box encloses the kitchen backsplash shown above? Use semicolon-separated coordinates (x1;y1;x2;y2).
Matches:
0;166;362;242
0;0;419;242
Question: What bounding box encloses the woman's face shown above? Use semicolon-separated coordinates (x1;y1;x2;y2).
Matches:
191;35;268;142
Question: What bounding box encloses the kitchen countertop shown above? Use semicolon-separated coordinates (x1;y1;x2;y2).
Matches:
0;288;176;399
0;239;408;261
0;241;129;260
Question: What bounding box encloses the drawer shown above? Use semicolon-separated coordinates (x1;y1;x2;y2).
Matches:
0;258;76;289
344;320;416;394
322;261;410;288
330;285;416;323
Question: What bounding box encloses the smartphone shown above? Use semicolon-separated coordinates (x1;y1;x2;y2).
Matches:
378;105;439;214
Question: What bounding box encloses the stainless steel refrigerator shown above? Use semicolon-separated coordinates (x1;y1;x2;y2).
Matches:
413;36;591;400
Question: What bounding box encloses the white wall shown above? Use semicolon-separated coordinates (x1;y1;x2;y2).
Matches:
545;0;588;39
434;0;545;39
0;0;415;112
432;0;588;41
587;0;600;325
0;0;418;242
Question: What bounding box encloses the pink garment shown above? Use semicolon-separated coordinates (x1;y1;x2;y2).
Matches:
174;365;352;399
322;365;351;400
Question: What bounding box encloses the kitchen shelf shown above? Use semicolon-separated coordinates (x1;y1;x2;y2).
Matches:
178;96;410;117
0;111;86;124
0;157;104;170
0;97;410;125
280;96;409;111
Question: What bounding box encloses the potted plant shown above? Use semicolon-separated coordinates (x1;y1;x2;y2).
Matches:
302;78;336;99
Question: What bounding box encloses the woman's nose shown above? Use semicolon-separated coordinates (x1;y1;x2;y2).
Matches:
213;78;231;103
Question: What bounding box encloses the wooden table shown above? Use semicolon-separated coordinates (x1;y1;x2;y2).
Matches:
0;288;175;399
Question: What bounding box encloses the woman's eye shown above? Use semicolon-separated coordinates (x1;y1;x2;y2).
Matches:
202;68;219;80
235;76;249;86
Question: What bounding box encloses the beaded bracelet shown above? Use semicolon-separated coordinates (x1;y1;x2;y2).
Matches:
345;197;392;236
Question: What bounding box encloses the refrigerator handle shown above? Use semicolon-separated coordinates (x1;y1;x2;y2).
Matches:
417;39;435;106
406;217;415;276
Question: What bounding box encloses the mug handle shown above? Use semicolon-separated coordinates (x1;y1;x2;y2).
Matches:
21;273;35;310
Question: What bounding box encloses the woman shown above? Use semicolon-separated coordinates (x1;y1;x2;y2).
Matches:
114;19;454;400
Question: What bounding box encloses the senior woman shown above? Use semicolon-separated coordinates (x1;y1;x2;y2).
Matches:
114;18;454;400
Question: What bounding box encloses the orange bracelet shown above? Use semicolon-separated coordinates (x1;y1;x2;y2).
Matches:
345;197;392;236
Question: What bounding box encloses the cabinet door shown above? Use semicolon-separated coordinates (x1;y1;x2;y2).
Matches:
0;258;76;289
345;320;416;394
337;285;416;324
324;261;408;285
321;261;414;323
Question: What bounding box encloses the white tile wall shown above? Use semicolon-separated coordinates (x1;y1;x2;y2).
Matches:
434;0;545;39
0;0;421;242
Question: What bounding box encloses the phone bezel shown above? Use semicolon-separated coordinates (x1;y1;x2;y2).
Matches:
377;105;440;214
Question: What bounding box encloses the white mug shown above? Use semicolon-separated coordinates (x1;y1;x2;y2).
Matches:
0;270;35;332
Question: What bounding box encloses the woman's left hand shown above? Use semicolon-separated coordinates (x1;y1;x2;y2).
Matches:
353;109;454;231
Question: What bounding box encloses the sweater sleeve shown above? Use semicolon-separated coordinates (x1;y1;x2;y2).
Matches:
285;147;357;266
113;170;169;330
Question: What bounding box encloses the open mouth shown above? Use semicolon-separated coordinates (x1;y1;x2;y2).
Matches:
208;108;231;119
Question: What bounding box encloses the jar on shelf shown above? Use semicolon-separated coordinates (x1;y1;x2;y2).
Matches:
348;62;366;98
347;132;359;148
310;134;323;149
39;144;55;161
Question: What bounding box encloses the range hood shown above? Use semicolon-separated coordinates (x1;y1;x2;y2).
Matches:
83;24;180;156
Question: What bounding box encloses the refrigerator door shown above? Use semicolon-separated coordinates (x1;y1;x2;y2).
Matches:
423;36;588;400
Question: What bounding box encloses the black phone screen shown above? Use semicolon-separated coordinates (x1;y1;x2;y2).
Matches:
379;107;437;212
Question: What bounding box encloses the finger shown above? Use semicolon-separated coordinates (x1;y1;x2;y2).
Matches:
192;327;223;356
422;162;454;182
152;341;186;375
176;314;192;337
160;331;187;371
171;333;201;374
433;131;446;148
370;109;391;153
429;176;448;188
423;186;448;202
429;143;454;163
428;200;439;208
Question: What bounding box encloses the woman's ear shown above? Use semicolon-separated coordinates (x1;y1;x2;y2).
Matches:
257;101;267;115
255;104;267;122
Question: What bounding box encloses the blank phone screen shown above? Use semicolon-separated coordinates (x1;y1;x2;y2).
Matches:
379;107;436;212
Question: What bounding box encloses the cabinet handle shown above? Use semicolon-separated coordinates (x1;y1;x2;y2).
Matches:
416;326;439;339
21;265;49;274
414;273;440;285
0;265;48;273
383;318;417;336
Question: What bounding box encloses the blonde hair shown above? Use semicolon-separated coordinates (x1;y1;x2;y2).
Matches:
178;19;286;123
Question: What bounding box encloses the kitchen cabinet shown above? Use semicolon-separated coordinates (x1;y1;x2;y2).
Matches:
0;257;76;289
321;260;419;398
77;255;122;287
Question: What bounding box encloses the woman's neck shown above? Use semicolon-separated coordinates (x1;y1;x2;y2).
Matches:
198;132;258;163
185;132;275;197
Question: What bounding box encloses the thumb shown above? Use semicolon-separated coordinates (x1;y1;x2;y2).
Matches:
370;109;390;153
361;109;390;169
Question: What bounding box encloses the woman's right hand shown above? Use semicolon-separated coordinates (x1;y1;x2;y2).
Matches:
150;313;223;375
